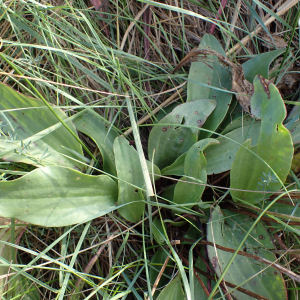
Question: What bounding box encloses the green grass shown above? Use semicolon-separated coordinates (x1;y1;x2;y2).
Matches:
0;0;300;299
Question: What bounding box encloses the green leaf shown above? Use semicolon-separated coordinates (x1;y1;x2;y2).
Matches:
204;123;261;175
221;116;257;135
204;115;299;176
114;136;160;222
157;274;186;300
173;139;218;206
0;83;84;171
207;206;287;300
148;99;216;169
242;49;285;82
230;75;294;204
187;34;232;139
73;110;119;176
161;154;185;176
0;166;117;226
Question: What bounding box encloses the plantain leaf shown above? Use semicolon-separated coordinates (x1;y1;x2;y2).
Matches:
230;75;294;203
114;136;160;222
0;166;117;226
187;34;232;139
73;110;119;176
242;49;286;82
204;117;299;176
205;123;261;175
207;206;287;300
161;154;186;176
173;139;218;206
148;99;216;169
0;82;84;171
230;75;294;204
157;274;186;300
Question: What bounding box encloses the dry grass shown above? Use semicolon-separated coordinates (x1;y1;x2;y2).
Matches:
0;0;300;298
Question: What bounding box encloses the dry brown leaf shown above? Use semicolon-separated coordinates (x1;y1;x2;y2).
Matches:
174;48;253;113
259;33;288;49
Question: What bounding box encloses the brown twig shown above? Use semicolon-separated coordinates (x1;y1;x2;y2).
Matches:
232;202;300;223
194;270;210;297
177;252;270;300
226;207;300;226
198;240;300;283
227;0;299;55
148;250;171;299
266;221;300;263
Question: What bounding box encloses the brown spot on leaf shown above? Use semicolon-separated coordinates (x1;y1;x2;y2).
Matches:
258;75;270;98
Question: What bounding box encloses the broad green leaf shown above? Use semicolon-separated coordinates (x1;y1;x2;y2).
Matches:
161;153;185;176
114;136;160;222
174;139;218;206
204;123;261;175
157;274;186;300
187;34;232;139
207;206;287;300
221;116;257;135
204;116;299;175
0;83;84;171
73;110;119;176
161;184;176;202
230;75;293;204
242;49;286;82
0;166;117;226
148;99;216;169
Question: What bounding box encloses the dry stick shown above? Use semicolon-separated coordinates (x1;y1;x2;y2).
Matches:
234;202;300;223
266;221;300;263
67;244;107;300
148;251;171;299
194;271;210;297
227;0;299;55
199;240;300;283
177;252;270;300
226;205;300;226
